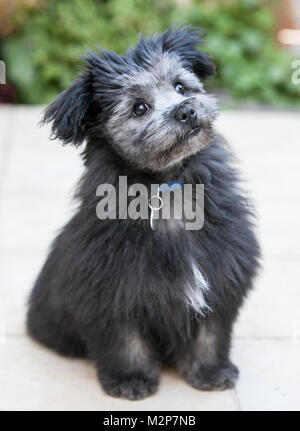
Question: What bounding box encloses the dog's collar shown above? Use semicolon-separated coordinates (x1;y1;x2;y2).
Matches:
148;180;183;231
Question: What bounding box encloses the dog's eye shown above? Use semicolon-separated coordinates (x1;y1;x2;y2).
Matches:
175;82;185;95
133;102;149;116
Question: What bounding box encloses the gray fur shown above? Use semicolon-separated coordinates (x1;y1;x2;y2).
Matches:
105;54;219;171
27;26;260;400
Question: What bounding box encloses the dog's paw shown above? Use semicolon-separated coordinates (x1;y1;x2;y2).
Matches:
101;373;159;400
186;361;239;391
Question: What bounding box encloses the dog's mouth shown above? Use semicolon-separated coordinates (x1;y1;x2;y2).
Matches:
188;126;201;137
186;117;214;138
165;124;213;154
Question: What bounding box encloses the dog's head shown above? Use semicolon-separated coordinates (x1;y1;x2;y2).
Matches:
43;26;218;171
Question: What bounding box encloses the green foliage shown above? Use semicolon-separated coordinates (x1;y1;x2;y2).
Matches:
1;0;300;106
179;0;300;106
2;0;175;103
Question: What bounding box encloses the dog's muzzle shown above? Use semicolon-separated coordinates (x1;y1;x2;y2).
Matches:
173;101;203;133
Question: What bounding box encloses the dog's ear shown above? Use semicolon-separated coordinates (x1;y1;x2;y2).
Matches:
42;70;92;146
161;26;216;80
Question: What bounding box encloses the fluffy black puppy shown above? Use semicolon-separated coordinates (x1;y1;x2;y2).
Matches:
27;26;260;400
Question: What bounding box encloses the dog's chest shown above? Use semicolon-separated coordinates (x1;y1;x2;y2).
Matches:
141;226;209;316
156;218;185;234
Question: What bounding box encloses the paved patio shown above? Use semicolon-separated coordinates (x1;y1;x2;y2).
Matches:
0;105;299;411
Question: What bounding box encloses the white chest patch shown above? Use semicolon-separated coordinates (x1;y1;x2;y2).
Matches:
185;260;210;314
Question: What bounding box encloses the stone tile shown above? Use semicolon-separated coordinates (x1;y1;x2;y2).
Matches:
0;105;12;132
0;337;239;411
217;111;300;153
0;251;46;335
2;144;83;194
0;105;14;174
217;111;300;202
233;338;300;411
258;200;300;259
235;258;300;338
218;111;300;260
0;189;77;253
0;105;9;144
1;106;83;193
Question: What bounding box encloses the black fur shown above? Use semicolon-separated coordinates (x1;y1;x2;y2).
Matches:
27;26;260;400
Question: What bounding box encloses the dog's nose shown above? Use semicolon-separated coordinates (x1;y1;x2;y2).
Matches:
174;104;197;126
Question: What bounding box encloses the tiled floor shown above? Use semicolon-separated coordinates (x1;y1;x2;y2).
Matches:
0;105;299;410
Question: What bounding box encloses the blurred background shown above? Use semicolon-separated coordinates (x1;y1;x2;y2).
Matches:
0;0;300;107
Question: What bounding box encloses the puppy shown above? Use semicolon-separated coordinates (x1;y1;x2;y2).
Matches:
27;26;260;400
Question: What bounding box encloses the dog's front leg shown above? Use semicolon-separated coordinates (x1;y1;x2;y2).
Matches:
87;328;161;400
177;314;239;391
